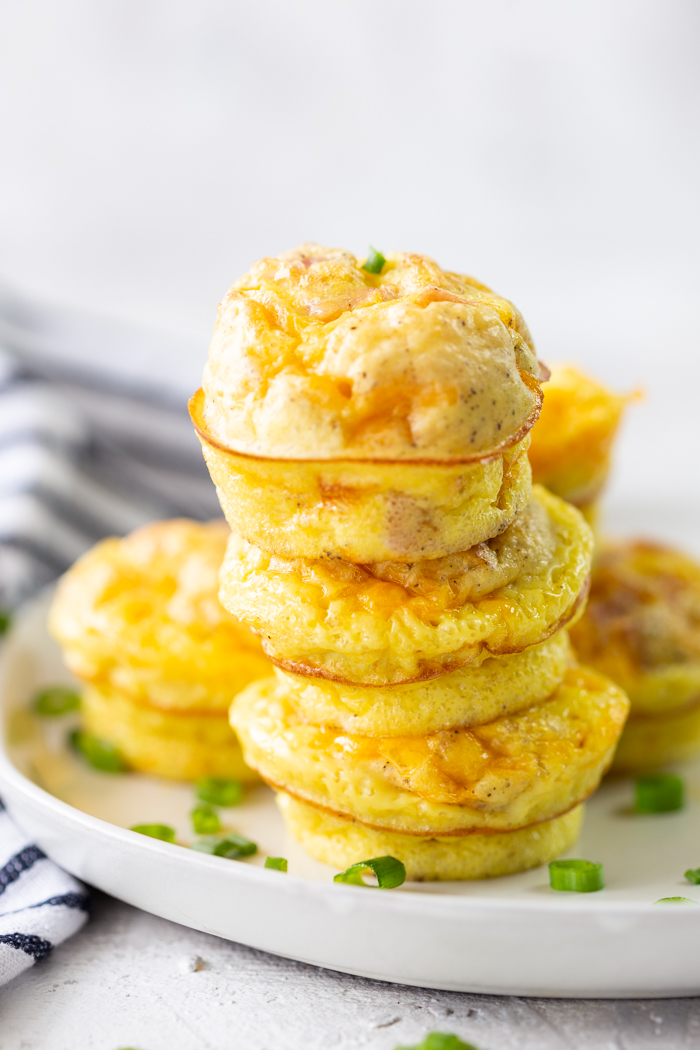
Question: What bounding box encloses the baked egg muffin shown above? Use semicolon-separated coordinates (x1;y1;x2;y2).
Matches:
49;519;271;781
219;485;593;685
82;683;254;781
528;363;632;516
50;519;270;712
274;629;572;736
232;666;628;837
193;244;548;561
279;794;584;882
570;540;700;771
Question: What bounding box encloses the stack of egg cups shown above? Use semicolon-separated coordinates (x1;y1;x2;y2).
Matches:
49;519;270;781
193;245;629;880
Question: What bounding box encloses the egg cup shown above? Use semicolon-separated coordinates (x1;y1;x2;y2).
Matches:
191;388;534;563
231;666;628;838
278;793;584;882
219;486;593;686
82;683;258;782
268;631;571;737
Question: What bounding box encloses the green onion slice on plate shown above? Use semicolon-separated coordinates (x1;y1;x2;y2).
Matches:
264;857;288;872
195;777;244;807
131;824;176;843
334;855;406;889
362;246;386;274
0;609;11;635
33;686;81;716
549;859;605;893
395;1032;480;1050
69;730;128;772
685;867;700;885
655;897;697;904
190;806;221;835
635;774;684;813
192;833;257;859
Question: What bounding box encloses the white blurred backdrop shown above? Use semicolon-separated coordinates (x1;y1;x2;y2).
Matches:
0;0;699;536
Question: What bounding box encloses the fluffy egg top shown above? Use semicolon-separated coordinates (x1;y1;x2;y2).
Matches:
202;244;545;462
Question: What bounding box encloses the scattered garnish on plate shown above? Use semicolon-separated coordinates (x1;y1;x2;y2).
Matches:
33;685;81;716
0;609;11;635
361;246;386;274
685;867;700;885
654;897;697;904
334;855;406;889
191;833;257;859
549;859;605;892
191;806;221;835
264;857;288;872
131;824;176;843
195;777;244;807
394;1032;480;1050
634;774;685;814
69;729;128;772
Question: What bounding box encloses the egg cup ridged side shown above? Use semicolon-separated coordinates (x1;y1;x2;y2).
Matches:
82;683;259;782
273;630;572;737
191;388;533;563
219;486;593;686
230;666;629;838
278;793;585;882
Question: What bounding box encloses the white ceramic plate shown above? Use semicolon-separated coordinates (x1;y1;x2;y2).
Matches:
3;591;700;999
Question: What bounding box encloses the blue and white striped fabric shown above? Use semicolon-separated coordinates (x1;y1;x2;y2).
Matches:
0;283;220;610
0;798;88;987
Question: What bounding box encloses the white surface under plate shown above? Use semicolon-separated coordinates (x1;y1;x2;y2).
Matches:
2;591;700;999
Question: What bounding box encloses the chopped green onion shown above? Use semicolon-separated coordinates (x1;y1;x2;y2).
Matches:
654;897;697;904
362;246;386;275
635;774;684;813
69;729;128;772
549;859;605;893
191;806;221;835
685;867;700;885
191;833;257;859
264;856;288;872
334;855;406;889
394;1033;480;1050
33;685;81;717
0;609;11;636
131;824;176;843
195;777;244;807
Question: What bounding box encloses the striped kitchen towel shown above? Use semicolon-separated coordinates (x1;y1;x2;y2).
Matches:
0;798;89;987
0;282;220;611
